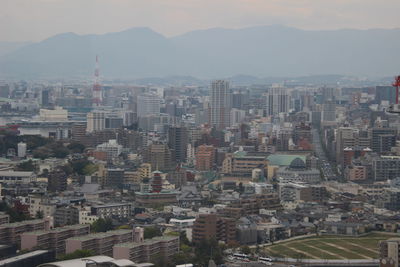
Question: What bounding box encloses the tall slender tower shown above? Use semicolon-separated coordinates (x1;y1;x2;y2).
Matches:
92;55;102;106
209;80;232;130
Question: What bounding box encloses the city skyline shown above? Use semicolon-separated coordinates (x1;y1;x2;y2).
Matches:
1;0;400;42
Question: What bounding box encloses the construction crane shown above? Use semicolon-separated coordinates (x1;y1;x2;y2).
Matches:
386;75;400;114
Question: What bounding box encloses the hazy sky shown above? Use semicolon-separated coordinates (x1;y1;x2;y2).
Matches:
1;0;400;42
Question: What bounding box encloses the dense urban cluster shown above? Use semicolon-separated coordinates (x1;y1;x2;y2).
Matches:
1;79;400;267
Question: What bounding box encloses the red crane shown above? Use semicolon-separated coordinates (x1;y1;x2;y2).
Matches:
393;75;400;104
386;75;400;114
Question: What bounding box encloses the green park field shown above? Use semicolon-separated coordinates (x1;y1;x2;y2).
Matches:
264;233;400;260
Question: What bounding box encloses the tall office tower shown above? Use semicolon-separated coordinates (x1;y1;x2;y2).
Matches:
376;86;396;104
264;87;291;116
41;89;50;107
232;90;250;109
209;80;232;130
322;100;336;122
168;126;188;163
321;87;337;102
86;111;105;133
137;94;161;118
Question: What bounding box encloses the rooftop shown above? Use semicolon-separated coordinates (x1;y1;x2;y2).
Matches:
0;219;45;228
114;236;178;248
267;154;306;166
23;224;89;236
66;229;132;242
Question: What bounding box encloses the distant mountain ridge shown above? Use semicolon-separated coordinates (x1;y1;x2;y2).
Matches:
0;25;399;79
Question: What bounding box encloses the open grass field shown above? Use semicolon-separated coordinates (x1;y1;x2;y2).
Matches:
264;232;400;260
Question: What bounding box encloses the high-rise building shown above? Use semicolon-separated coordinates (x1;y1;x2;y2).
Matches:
192;214;236;245
265;87;291;116
209;80;232;130
376;86;396;104
17;142;27;158
86;111;106;133
168;126;188;163
372;156;400;181
322;101;336;122
195;145;215;171
137;94;161;118
370;127;397;153
41;89;50;107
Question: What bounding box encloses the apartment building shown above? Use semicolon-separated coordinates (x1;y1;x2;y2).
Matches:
0;171;36;184
90;203;132;219
192;214;236;245
66;229;133;256
21;224;90;256
113;236;179;264
0;212;10;225
222;151;268;175
0;218;51;247
195;145;215;171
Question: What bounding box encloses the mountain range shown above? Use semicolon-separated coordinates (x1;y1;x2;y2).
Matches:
0;25;399;79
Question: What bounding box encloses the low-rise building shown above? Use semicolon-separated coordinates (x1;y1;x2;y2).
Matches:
21;224;90;256
0;218;51;247
135;191;178;206
0;171;36;184
113;236;179;264
66;229;134;256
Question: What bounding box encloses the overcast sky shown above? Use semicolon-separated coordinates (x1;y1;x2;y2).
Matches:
1;0;400;42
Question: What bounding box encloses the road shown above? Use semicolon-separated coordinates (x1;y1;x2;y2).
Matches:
312;129;337;181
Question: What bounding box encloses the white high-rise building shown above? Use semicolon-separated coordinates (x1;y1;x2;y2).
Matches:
137;94;161;118
230;108;246;126
265;87;291;116
209;80;232;130
86;111;106;133
17;142;27;158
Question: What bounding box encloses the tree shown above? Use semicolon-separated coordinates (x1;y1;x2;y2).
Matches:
91;218;113;233
58;249;95;260
0;201;30;222
35;210;44;219
53;146;70;158
241;245;251;255
194;239;224;266
179;231;191;246
16;160;36;172
82;163;98;175
70;158;93;175
67;142;85;153
144;226;162;239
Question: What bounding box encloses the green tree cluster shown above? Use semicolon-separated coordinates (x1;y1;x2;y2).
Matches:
16;160;37;171
0;201;31;222
91;218;114;233
193;239;224;266
70;158;97;175
144;226;162;239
